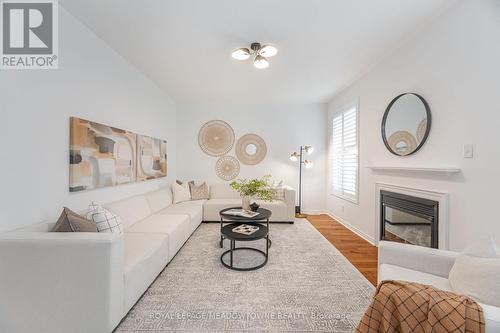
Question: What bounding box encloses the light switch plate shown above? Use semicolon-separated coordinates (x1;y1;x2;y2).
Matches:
463;144;474;158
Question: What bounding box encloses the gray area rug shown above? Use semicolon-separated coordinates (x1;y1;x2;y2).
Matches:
115;219;374;332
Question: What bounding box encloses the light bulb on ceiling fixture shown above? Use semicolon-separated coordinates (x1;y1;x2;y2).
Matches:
231;48;251;60
259;45;278;57
289;152;299;161
304;160;313;168
253;55;269;69
304;145;314;155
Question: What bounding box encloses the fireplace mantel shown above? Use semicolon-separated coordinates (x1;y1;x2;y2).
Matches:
368;166;461;174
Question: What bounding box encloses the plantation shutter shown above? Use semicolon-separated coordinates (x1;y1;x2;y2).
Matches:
331;106;358;202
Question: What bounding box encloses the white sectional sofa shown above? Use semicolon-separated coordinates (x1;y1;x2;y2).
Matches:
0;183;295;333
378;241;500;333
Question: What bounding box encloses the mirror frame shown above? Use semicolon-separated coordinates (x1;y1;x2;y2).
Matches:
381;93;432;156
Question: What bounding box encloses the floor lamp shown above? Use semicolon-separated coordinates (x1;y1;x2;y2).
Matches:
289;145;314;218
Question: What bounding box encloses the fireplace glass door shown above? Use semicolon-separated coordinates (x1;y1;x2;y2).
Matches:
380;190;438;248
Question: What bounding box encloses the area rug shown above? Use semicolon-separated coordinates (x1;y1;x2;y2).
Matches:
115;219;374;332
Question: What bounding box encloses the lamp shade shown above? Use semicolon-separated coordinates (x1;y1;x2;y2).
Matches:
231;48;251;60
289;152;299;161
304;145;314;155
259;45;278;57
304;160;313;168
253;55;269;69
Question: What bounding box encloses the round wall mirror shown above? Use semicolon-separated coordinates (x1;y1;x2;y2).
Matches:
245;143;257;156
382;93;431;156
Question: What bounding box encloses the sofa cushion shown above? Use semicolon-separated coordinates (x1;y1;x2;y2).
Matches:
123;232;169;312
449;238;500;307
379;263;452;291
254;200;288;218
209;183;240;199
145;188;172;213
126;214;191;262
202;198;241;221
202;198;289;222
105;195;151;229
158;200;204;233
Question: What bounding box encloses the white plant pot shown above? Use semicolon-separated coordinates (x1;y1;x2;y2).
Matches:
241;196;251;210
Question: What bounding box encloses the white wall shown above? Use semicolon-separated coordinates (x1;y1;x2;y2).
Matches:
326;0;500;251
177;104;327;213
0;8;177;233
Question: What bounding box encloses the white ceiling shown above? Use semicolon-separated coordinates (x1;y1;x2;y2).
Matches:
60;0;455;104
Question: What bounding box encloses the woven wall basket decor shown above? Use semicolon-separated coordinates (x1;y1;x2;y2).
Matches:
198;120;235;157
235;134;267;165
388;131;418;156
215;156;240;181
416;119;428;143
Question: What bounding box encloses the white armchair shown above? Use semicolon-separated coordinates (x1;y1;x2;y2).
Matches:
378;241;500;332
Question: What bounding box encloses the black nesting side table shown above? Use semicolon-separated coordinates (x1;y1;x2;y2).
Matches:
219;207;272;248
219;207;272;271
220;222;269;271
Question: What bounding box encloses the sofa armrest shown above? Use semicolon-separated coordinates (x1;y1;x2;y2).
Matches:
0;232;124;333
378;241;457;278
282;186;296;221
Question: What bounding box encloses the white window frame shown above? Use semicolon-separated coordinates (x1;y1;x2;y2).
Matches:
329;100;359;204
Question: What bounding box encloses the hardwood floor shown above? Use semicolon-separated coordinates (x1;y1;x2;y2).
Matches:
306;214;378;286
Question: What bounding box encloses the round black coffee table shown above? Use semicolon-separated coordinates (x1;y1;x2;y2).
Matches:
219;207;272;248
220;222;269;271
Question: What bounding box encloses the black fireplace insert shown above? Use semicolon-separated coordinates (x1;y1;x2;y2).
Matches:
380;190;439;248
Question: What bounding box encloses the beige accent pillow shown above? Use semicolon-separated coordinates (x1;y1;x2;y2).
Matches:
190;182;209;200
449;238;500;306
52;207;97;232
172;182;191;203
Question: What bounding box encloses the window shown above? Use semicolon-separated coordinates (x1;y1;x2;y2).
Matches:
331;104;359;203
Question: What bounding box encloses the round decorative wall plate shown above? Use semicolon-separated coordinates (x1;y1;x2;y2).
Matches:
198;120;235;157
387;131;417;156
215;156;240;181
416;119;428;143
235;134;267;165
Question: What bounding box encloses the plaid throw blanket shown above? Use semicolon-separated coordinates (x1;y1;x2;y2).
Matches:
356;280;484;333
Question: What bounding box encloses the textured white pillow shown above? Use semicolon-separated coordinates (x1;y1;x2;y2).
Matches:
172;182;191;203
270;186;285;201
449;238;500;306
86;202;123;234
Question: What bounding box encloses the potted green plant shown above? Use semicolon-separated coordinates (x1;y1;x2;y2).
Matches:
230;175;275;210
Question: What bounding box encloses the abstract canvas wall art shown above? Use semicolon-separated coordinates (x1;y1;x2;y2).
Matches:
69;117;167;192
136;135;167;181
69;117;137;192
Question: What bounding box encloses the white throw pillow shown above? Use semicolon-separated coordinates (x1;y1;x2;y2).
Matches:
449;238;500;307
86;202;123;234
270;186;285;201
172;182;191;203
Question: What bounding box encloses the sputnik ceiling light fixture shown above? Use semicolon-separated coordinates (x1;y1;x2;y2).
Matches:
231;42;278;69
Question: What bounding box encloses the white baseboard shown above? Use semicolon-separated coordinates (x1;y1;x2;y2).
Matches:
301;210;329;215
325;210;376;246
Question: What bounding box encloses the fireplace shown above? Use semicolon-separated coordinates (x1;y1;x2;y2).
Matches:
380;190;439;248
